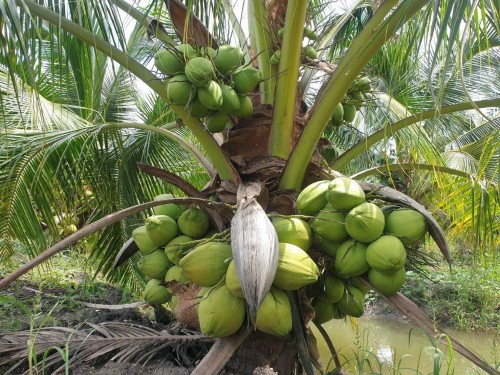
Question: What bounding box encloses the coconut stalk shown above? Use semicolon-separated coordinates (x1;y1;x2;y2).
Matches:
230;182;280;324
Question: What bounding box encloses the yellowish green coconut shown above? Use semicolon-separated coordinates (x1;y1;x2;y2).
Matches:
255;287;292;336
143;279;171;305
273;243;320;291
272;217;313;251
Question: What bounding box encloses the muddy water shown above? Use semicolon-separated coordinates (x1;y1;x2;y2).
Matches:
312;317;499;374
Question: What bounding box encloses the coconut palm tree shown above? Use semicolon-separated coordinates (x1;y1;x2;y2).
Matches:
0;0;499;373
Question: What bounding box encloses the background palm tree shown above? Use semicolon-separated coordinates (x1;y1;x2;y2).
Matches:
1;0;499;373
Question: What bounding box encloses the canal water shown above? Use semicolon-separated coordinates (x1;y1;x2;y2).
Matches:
312;316;499;374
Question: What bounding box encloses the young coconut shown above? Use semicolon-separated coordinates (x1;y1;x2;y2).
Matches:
310;207;348;242
166;74;194;105
177;207;210;238
234;95;254;118
296;180;330;215
272;217;313;251
213;45;244;75
152;193;187;220
232;66;262;94
197;80;223;110
345;202;385;243
385;209;427;245
145;215;178;247
368;267;406;296
164;235;194;264
334;239;370;278
335;285;365;318
326;177;365;210
273;242;320;291
137;250;172;280
185;57;215;87
255;287;293;336
143;279;171;305
366;235;407;273
132;225;157;254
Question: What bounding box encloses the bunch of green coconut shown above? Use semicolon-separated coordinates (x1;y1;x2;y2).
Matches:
330;76;372;127
154;43;260;133
271;25;319;65
295;176;428;324
132;193;320;339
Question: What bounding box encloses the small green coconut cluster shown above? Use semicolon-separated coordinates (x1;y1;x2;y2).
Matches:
330;76;372;127
270;25;318;65
294;176;428;324
132;193;219;305
154;44;260;133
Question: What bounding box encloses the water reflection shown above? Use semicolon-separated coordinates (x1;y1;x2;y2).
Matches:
311;316;498;374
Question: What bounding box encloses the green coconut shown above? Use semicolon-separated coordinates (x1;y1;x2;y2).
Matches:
273;243;320;291
345;202;385;243
232;66;261;94
178;242;232;286
225;260;244;298
335;285;365;318
197;80;223;110
145;215;178;247
255;287;292;336
317;274;345;303
175;43;197;59
366;235;407;273
177;207;210;238
234;95;253;118
137;250;172;280
132;225;157;254
303;45;318;59
334;239;369;278
385;209;428;245
166;74;194;105
143;279;171;305
310;208;348;242
152;194;187;220
187;97;210;118
326;177;366;210
312;299;333;324
164;235;194;264
164;265;189;284
331;103;344;123
185;57;215;87
353;76;371;92
303;26;318;40
198;284;245;338
314;236;342;257
296;180;330;215
368;267;406;296
200;46;217;59
205;111;229;133
219;84;241;114
214;45;244;75
343;104;357;122
345;277;371;295
272;217;312;251
154;50;184;75
270;50;281;65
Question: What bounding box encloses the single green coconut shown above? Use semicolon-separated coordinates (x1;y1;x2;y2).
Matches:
166;74;194;105
145;215;178;247
368;267;406;296
311;208;348;242
273;243;320;291
175;43;197;59
200;46;217;59
154;50;184;75
335;285;365;318
164;235;194;264
345;277;371;295
270;50;281;65
179;242;232;287
187;97;210;118
312;298;335;324
314;236;342;257
234;95;254;118
164;265;190;284
303;45;318;59
137;250;172;280
345;202;385;243
205;111;229;133
326;177;366;210
366;235;407;273
331;103;344;123
225;260;244;298
143;279;171;305
342;104;357;122
272;217;313;251
177;207;210;238
152;194;187;220
185;57;215;87
219;84;241;114
198;284;245;338
232;66;261;94
317;274;345;303
214;45;244;75
296;180;330;215
353;76;371;92
197;80;223;110
132;225;157;254
255;287;292;336
303;26;318;40
385;209;428;245
334;239;370;278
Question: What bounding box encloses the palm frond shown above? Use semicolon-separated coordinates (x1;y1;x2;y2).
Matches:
0;322;212;375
